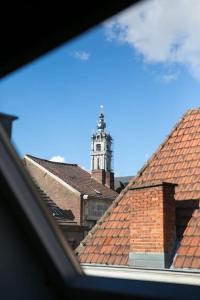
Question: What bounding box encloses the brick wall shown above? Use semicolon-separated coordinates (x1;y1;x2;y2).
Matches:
105;171;114;189
24;157;82;225
91;169;105;185
91;169;114;189
129;181;176;268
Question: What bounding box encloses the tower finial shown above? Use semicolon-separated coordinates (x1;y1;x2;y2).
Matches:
97;106;106;131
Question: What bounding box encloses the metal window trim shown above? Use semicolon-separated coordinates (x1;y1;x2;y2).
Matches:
0;125;83;283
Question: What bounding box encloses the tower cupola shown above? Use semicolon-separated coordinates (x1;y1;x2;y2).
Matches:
90;107;114;189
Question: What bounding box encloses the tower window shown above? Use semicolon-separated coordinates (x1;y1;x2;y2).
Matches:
96;144;101;151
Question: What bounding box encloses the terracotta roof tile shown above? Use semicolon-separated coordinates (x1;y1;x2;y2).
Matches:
183;257;194;268
107;255;117;265
100;255;108;264
96;254;105;264
177;246;189;256
114;255;124;265
187;247;198;256
88;253;96;263
191;257;200;269
173;207;200;269
76;109;200;268
120;256;129;265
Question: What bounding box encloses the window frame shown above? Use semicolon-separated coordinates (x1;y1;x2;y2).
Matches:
1;1;200;298
0;114;199;300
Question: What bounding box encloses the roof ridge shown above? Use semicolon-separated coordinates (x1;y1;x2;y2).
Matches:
185;107;200;113
26;154;77;166
75;109;192;255
133;109;192;183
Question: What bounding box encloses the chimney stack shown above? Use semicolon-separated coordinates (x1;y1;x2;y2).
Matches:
128;181;176;269
0;113;18;140
91;169;105;185
91;170;114;189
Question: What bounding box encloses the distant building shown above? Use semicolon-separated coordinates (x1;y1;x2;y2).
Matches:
76;108;200;270
91;111;114;190
23;109;118;248
36;184;84;249
24;154;117;226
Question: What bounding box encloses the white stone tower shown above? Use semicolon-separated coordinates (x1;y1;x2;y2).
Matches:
91;108;114;189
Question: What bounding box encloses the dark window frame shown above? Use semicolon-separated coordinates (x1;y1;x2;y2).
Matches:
0;1;199;299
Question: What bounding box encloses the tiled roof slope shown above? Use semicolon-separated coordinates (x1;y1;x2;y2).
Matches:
174;209;200;269
27;155;117;199
78;191;131;265
76;109;200;268
134;109;200;200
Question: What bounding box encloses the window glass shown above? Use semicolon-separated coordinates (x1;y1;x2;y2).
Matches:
1;0;200;283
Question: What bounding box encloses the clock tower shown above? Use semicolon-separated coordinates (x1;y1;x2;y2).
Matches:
91;108;114;189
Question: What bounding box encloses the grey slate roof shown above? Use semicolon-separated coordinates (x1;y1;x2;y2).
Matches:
27;155;118;199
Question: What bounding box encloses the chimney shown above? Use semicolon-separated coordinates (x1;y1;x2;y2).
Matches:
105;171;114;189
91;169;105;185
91;170;114;189
128;181;176;269
0;113;18;140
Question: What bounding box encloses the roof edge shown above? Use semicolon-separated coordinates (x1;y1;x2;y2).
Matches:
24;155;81;196
134;109;192;182
130;181;178;190
26;154;77;166
0;112;18;120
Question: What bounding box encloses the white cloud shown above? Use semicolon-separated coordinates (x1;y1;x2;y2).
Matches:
73;51;91;61
105;0;200;80
50;156;65;163
162;71;179;83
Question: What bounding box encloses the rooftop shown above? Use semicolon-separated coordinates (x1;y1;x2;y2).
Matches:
76;108;200;270
27;155;118;199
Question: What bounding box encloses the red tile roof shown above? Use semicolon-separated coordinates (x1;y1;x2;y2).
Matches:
134;109;200;200
173;209;200;269
76;109;200;269
78;192;131;265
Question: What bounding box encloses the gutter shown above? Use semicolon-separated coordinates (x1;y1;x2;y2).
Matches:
82;264;200;286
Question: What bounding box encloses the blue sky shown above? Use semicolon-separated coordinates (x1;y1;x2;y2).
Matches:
1;0;200;176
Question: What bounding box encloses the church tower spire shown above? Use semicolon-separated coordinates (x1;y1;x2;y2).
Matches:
91;107;114;189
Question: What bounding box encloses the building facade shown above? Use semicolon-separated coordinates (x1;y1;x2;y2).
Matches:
24;155;117;230
23;109;118;247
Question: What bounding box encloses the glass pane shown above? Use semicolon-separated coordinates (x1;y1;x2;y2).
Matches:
1;0;200;285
